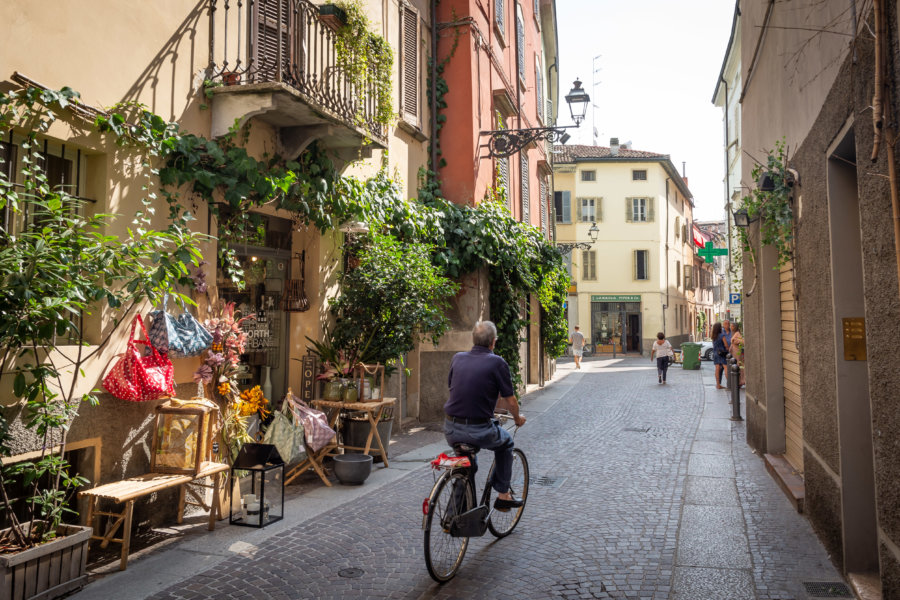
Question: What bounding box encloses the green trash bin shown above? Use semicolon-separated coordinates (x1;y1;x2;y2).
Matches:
681;342;701;370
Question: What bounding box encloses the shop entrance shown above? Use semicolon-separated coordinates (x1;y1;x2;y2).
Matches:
590;299;642;354
217;214;293;405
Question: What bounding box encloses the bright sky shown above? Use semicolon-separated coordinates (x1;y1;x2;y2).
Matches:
555;0;736;221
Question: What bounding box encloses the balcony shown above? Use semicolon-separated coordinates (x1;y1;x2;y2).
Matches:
207;0;388;156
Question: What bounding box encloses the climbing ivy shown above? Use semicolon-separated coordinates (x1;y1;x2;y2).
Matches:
741;139;795;269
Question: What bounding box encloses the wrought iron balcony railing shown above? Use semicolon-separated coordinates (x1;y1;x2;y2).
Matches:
208;0;386;143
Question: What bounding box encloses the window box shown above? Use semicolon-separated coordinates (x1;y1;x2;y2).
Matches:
318;4;348;32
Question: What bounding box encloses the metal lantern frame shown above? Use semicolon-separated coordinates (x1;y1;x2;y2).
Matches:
229;443;285;529
150;399;218;476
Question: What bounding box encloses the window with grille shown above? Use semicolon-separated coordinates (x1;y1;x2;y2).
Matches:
579;198;596;222
516;5;525;83
400;6;419;123
554;191;571;223
634;250;649;280
632;169;647;181
581;170;596;182
582;250;597;280
521;154;530;222
626;197;653;222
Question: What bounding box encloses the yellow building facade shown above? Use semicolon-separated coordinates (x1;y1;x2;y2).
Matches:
553;142;695;355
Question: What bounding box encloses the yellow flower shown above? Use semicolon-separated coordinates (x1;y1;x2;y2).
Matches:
218;381;231;395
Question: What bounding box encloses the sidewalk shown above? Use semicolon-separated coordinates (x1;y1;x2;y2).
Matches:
72;361;582;599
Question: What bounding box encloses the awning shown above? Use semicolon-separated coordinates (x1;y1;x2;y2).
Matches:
693;225;711;248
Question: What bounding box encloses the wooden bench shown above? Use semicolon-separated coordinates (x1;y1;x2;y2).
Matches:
79;461;229;571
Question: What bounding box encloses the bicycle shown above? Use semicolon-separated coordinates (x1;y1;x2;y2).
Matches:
422;413;530;582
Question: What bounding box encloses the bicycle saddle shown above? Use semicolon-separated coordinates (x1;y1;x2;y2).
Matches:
452;443;480;455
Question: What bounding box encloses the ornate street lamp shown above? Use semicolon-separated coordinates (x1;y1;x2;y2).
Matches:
556;221;599;255
732;207;758;229
481;80;590;159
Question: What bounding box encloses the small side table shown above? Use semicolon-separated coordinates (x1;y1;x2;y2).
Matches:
312;398;396;467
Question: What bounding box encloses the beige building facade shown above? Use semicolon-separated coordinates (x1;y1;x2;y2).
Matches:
0;0;433;525
552;142;695;355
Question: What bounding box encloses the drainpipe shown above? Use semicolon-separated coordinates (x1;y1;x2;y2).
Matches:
722;76;734;312
430;0;438;175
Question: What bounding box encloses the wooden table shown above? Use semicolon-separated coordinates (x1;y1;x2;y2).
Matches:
313;398;396;467
79;461;229;571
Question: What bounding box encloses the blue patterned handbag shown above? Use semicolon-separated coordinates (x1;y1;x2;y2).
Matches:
148;294;213;358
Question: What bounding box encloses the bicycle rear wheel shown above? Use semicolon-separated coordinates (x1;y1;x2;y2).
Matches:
424;471;474;582
487;448;529;538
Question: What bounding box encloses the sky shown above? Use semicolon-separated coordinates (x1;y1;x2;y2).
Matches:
554;0;737;221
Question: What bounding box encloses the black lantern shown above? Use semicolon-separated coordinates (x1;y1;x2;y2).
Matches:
587;221;600;243
732;207;758;229
230;443;285;528
564;79;590;125
557;221;600;255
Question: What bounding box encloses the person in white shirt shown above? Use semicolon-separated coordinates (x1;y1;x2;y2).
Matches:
650;331;674;384
569;326;585;369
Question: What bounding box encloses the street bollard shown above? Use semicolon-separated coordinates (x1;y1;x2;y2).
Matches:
729;357;743;421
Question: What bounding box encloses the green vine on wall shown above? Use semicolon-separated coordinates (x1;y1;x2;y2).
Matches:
331;0;394;131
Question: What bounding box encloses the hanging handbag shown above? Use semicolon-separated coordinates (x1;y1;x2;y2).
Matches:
148;294;213;357
285;393;336;452
262;397;307;465
103;314;176;402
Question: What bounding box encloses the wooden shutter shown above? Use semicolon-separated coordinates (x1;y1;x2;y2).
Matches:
582;250;590;280
647;198;655;222
596;197;603;222
536;61;544;122
516;7;525;81
495;0;504;32
625;198;633;222
632;250;638;280
540;178;548;233
575;195;582;222
521;154;530;222
562;191;571;223
253;0;292;82
0;141;16;233
498;156;509;198
400;6;418;120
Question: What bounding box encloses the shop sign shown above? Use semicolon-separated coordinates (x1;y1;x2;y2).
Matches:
590;294;641;302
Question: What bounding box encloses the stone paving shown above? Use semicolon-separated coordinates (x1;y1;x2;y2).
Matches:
74;357;846;599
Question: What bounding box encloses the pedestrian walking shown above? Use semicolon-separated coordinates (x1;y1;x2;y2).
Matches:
650;331;674;384
729;322;745;387
569;326;585;369
712;321;728;389
722;320;733;386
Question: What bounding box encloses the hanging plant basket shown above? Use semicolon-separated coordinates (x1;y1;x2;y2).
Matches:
318;4;348;32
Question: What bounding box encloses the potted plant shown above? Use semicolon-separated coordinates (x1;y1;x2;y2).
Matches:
0;86;205;598
305;333;374;401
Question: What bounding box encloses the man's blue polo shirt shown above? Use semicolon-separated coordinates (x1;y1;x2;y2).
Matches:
444;345;515;420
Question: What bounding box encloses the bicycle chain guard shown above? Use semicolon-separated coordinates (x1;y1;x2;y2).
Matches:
449;506;489;537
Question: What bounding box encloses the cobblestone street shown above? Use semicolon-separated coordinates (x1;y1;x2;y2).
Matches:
73;358;845;600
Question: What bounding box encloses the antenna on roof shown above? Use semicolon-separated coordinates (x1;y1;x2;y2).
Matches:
682;162;686;178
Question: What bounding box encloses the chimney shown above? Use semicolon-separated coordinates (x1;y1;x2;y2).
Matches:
610;137;620;156
683;176;689;187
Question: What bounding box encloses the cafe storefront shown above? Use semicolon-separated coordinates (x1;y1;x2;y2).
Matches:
590;294;643;354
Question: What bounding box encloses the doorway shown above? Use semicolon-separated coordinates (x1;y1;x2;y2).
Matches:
827;122;878;574
626;313;641;352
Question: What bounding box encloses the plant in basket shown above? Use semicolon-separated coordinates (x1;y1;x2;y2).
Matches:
0;86;206;556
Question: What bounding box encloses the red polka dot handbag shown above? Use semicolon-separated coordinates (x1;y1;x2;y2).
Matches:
103;314;176;402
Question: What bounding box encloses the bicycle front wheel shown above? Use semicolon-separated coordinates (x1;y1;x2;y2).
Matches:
424;471;474;582
487;448;529;538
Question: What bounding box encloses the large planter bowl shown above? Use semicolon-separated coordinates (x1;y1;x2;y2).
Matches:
332;453;373;485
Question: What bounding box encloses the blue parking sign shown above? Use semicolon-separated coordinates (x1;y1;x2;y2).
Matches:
729;293;742;304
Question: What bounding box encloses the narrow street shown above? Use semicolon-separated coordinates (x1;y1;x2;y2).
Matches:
73;358;844;600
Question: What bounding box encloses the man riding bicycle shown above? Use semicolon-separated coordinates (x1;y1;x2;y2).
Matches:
443;320;527;510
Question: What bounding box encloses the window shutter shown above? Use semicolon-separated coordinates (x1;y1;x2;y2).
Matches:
582;250;590;280
536;62;544;122
625;198;633;223
498;156;509;198
675;217;680;239
540;178;548;233
590;252;596;279
643;251;649;280
401;7;418;119
648;198;655;222
575;194;582;222
597;197;603;222
496;0;504;32
516;9;525;81
562;190;571;222
632;250;638;280
253;0;291;82
521;154;530;222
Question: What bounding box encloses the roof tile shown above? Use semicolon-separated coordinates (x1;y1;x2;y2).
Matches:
552;144;669;162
